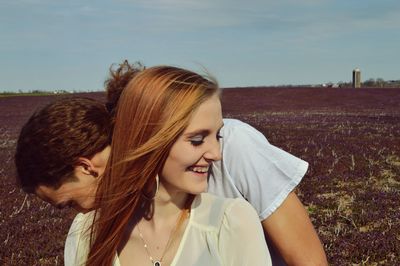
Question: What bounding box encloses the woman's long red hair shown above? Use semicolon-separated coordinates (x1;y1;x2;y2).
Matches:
86;66;219;265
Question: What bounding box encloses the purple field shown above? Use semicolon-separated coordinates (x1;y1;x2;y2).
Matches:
1;87;399;265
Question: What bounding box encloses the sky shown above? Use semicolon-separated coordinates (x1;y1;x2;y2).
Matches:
1;0;399;92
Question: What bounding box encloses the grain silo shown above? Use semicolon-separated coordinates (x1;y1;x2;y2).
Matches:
352;68;361;88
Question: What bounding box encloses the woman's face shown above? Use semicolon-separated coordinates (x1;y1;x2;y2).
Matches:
160;93;223;195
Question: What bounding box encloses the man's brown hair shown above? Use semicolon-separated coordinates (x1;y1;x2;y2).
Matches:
15;97;112;193
105;60;145;114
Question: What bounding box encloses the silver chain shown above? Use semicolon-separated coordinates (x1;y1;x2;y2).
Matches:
136;210;185;266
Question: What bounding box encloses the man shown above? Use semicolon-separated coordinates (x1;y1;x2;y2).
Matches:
15;71;327;266
15;97;111;212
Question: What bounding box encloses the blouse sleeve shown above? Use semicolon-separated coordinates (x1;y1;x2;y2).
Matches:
64;212;92;266
218;198;272;266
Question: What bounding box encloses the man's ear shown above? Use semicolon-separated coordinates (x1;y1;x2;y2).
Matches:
75;157;99;178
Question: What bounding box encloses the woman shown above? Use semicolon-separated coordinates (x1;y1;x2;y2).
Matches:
65;66;272;265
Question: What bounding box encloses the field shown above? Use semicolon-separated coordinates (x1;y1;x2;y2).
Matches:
1;88;399;265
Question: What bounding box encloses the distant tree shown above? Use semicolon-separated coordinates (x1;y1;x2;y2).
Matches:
338;81;351;88
362;78;400;88
363;78;376;87
376;78;385;87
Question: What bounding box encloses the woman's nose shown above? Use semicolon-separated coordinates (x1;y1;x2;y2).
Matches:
204;139;222;162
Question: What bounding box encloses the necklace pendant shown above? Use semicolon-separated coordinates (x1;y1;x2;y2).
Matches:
153;261;161;266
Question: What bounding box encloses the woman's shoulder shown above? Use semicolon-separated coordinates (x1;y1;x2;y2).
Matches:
191;193;252;230
65;211;96;266
69;211;95;233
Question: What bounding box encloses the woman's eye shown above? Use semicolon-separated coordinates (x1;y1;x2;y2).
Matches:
216;132;223;141
190;136;204;146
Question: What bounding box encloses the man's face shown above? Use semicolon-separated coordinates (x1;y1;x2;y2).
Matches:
35;146;110;212
35;176;98;213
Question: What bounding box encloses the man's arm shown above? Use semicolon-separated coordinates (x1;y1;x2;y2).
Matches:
262;192;328;266
216;119;328;265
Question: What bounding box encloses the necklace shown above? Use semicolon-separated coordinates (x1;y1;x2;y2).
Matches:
137;210;186;266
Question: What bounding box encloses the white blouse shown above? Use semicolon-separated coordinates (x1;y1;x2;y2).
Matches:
64;193;272;266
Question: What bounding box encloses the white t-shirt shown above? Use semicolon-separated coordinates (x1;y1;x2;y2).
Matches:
208;119;308;266
208;119;308;221
64;193;272;266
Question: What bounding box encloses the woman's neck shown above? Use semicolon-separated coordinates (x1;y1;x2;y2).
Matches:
118;183;192;266
148;182;189;226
